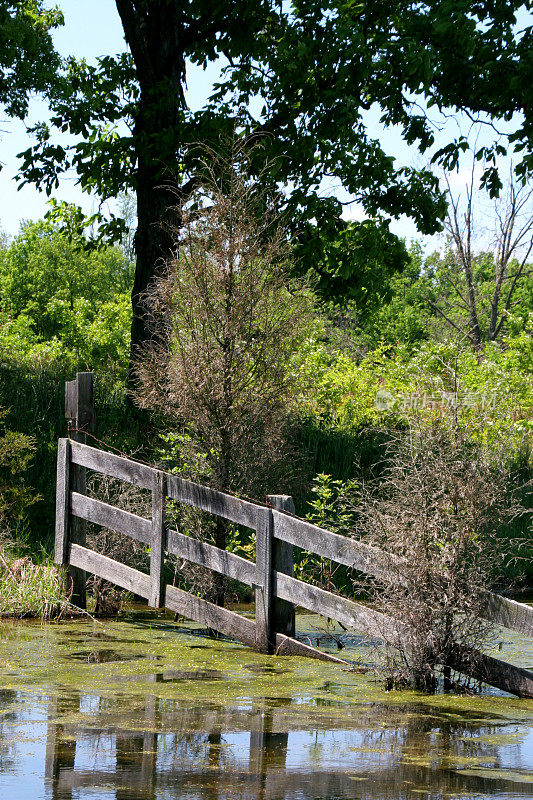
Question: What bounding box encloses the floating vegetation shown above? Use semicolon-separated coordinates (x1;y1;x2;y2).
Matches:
0;610;531;799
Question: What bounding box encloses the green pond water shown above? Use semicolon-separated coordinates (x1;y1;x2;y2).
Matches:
0;607;532;800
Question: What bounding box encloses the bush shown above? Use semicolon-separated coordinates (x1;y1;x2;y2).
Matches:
354;422;528;692
0;407;40;535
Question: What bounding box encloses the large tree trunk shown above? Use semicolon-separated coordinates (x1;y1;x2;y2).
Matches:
115;0;186;364
131;167;180;354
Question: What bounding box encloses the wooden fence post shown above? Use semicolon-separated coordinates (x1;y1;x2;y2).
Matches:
65;371;94;609
150;471;166;608
54;438;70;565
255;505;274;653
268;495;296;639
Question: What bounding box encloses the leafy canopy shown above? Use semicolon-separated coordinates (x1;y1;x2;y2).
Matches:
0;0;63;119
0;215;133;369
16;3;532;227
8;0;533;310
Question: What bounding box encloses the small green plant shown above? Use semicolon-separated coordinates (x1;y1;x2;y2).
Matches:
306;473;357;533
296;473;358;591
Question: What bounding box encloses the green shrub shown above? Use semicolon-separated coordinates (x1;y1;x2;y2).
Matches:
0;407;40;533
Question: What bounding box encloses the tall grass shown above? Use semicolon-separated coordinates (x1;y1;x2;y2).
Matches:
0;550;66;619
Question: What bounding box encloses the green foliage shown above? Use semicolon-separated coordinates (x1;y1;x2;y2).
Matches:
0;210;137;550
300;331;533;449
294;473;358;591
353;242;434;348
296;325;533;586
297;219;409;310
0;552;65;618
8;0;531;357
0;217;133;371
306;473;357;535
0;192;529;597
0;407;39;529
15;0;533;315
0;0;63;119
0;217;133;326
424;246;533;343
0;353;147;555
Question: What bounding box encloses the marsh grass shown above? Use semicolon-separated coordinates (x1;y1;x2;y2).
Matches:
0;549;69;620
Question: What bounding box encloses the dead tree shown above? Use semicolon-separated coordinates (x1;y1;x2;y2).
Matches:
431;164;533;348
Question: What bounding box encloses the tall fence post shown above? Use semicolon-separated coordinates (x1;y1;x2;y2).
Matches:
65;371;94;609
268;495;296;640
54;437;70;566
255;505;274;653
150;470;166;608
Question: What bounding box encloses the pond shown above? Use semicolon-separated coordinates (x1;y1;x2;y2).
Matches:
0;608;532;800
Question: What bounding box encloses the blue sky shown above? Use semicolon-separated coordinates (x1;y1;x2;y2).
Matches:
0;0;527;252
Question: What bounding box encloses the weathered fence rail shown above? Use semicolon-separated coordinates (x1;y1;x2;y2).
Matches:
56;435;533;697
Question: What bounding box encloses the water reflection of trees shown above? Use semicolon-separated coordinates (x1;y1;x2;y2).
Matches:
39;690;531;800
0;689;19;775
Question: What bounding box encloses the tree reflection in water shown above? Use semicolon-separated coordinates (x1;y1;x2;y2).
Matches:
36;687;533;800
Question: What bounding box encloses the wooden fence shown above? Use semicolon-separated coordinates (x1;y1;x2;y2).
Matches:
55;434;533;697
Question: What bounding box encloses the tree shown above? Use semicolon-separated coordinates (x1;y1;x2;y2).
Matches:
0;215;133;339
14;1;533;354
0;1;62;121
353;242;436;349
430;168;533;348
133;147;310;603
0;215;133;369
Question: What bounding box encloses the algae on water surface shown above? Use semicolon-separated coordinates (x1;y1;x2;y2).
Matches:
0;609;531;800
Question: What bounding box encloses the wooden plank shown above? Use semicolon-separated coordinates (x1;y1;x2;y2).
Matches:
273;509;533;638
249;711;289;775
274;571;397;640
68;546;373;669
449;646;533;699
54;438;70;565
274;634;349;664
167;474;257;529
64;380;77;422
268;495;296;638
69;440;153;489
272;510;400;584
69;544;151;598
66;373;94;610
255;506;274;653
141;683;157;785
165;584;257;646
483;591;533;639
69;449;532;639
166;528;255;585
70;492;151;543
150;471;166;608
68;545;257;650
165;583;346;664
274;571;533;697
